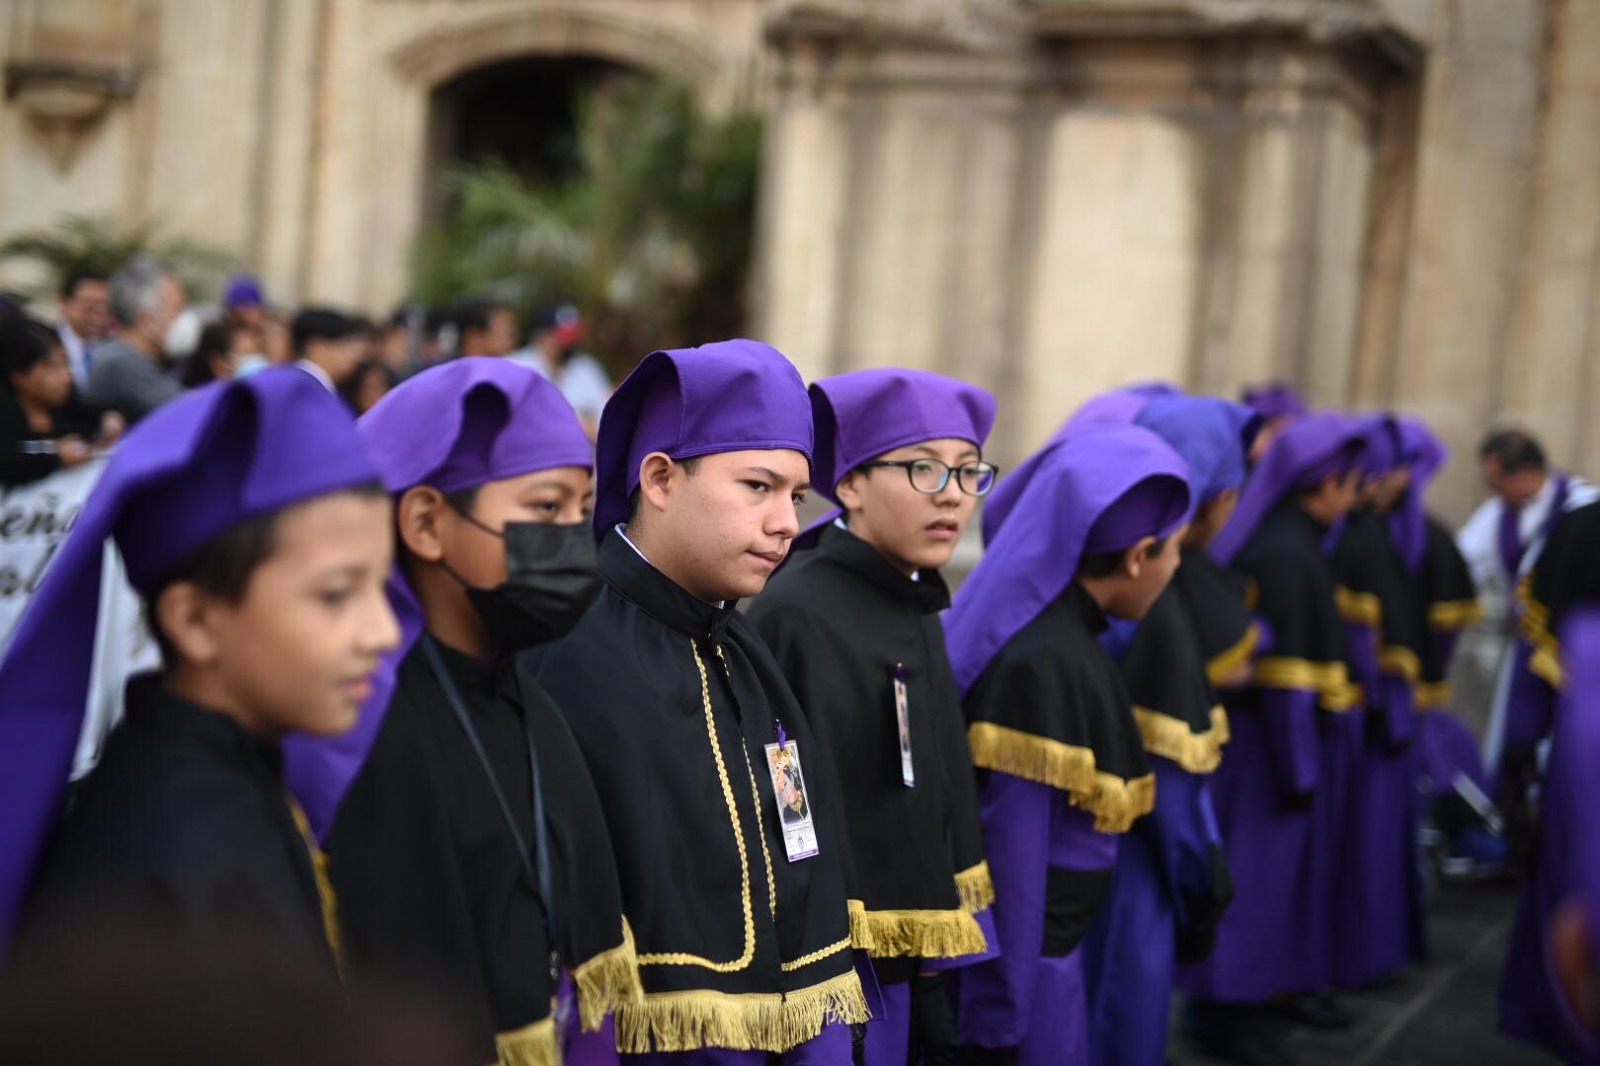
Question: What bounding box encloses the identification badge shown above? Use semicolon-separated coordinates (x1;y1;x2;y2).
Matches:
765;727;819;861
893;663;915;787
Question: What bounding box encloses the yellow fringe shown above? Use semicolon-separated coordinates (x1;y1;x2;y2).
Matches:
1335;586;1382;628
1253;656;1362;712
1378;646;1422;684
286;795;344;981
495;1016;558;1066
1415;680;1452;710
849;905;987;959
967;721;1155;832
1428;598;1483;631
1530;642;1565;689
1516;582;1566;689
613;968;870;1054
1206;623;1260;687
572;918;644;1032
1132;706;1229;774
954;861;996;914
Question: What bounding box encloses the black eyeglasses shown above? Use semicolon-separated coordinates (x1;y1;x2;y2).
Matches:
859;458;1000;497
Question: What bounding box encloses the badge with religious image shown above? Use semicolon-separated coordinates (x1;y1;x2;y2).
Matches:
893;663;915;787
764;731;819;861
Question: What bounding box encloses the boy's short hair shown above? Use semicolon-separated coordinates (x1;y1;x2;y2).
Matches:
1478;428;1546;474
624;455;702;527
1077;535;1169;580
291;308;357;356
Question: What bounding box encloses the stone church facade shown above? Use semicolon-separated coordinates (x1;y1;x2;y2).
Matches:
2;0;1596;519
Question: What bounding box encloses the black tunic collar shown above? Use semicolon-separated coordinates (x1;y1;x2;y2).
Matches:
598;529;739;643
1065;579;1110;636
816;523;951;614
124;673;285;778
426;634;501;698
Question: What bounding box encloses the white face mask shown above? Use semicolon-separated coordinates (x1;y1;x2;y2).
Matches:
231;353;269;377
163;308;202;359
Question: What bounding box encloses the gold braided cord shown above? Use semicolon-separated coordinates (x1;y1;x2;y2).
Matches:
1252;656;1362;712
1132;705;1230;774
849;905;987;959
635;642;755;972
1378;646;1422;684
1242;578;1259;610
720;646;778;921
571;918;644;1032
1415;680;1452;710
495;1016;558;1066
780;935;853;972
1335;586;1382;628
1428;598;1483;631
953;861;995;914
613;968;870;1054
286;795;343;981
1205;624;1260;687
966;722;1155;832
1531;643;1565;688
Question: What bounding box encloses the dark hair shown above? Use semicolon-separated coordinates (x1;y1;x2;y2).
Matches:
145;484;387;664
0;313;62;379
624;455;703;525
1077;535;1169;579
59;269;108;301
181;323;235;388
1479;428;1546;475
290;307;357;356
454;299;510;338
338;359;399;414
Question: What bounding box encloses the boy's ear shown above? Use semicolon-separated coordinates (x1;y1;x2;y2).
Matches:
1122;535;1157;579
637;452;676;514
834;469;865;514
397;485;447;562
154;582;224;666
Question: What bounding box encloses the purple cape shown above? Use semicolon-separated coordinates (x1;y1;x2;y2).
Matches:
1391;416;1450;573
0;368;377;956
591;339;813;539
945;424;1192;694
1240;382;1308;421
283;358;594;839
1132;393;1259;503
1210;412;1369;567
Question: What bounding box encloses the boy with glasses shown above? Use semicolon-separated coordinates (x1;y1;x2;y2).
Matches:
749;369;1000;1065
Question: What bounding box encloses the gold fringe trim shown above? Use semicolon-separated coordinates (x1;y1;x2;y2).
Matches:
1530;642;1565;689
967;721;1155;832
1253;656;1362;712
1378;646;1422;684
1132;706;1229;774
954;861;995;914
1429;598;1483;631
1335;586;1382;628
1415;680;1452;710
849;905;987;960
1517;582;1566;689
613;968;870;1054
572;918;644;1032
1206;623;1261;687
286;795;344;981
495;1016;558;1066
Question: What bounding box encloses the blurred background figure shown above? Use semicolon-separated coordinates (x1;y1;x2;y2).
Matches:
54;269;109;393
0;312;110;487
513;301;609;436
83;257;184;423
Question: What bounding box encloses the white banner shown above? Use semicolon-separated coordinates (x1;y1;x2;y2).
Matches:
0;459;159;777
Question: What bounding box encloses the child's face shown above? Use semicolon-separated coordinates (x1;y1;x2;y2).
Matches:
646;449;810;602
835;437;982;575
439;466;593;589
206;492;399;737
1107;526;1187;621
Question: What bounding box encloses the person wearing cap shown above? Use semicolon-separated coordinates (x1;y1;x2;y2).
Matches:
516;303;611;438
287;359;639;1066
529;340;868;1062
1182;412;1369;1065
223;273;267;332
1074;394;1257;1066
1;367;399;980
1322;415;1432;993
746;369;999;1066
943;424;1193;1064
1502;609;1600;1063
1239;382;1308;464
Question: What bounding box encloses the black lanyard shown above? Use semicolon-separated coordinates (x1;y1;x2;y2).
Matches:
421;636;560;975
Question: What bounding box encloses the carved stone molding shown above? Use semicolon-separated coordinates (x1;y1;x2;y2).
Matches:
4;60;136;173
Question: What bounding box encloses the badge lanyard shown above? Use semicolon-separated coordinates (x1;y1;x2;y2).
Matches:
421;636;561;982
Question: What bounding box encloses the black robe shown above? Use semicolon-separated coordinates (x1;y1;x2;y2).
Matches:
1524;499;1600;685
20;675;334;978
327;640;637;1064
747;524;991;980
528;532;867;1054
1172;545;1260;690
1418;515;1481;705
1120;584;1228;773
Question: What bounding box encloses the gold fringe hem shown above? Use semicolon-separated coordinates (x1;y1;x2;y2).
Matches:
1335;586;1382;628
495;1016;558;1066
1530;642;1565;689
1415;680;1452;710
850;905;988;959
572;919;644;1032
1206;624;1260;687
613;968;870;1054
1378;646;1422;684
967;721;1155;832
1132;706;1229;774
1429;598;1483;631
1253;656;1362;712
954;861;995;914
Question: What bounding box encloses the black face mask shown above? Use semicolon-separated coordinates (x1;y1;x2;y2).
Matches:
446;518;600;651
